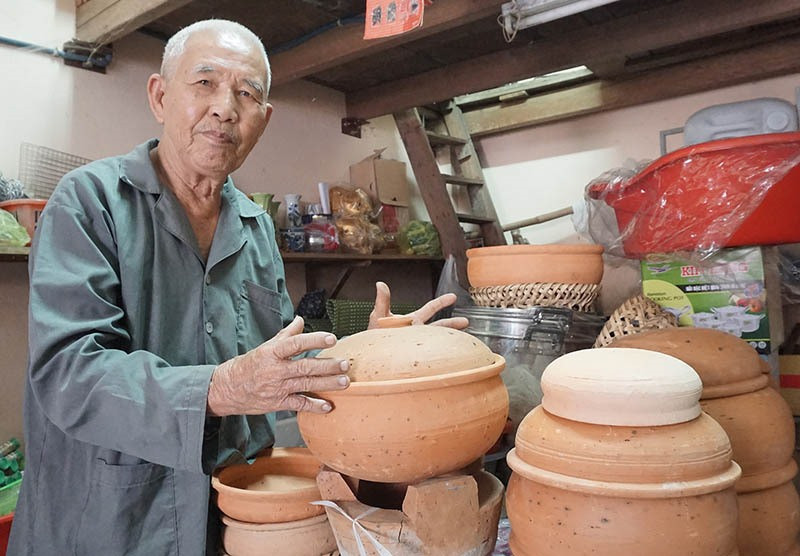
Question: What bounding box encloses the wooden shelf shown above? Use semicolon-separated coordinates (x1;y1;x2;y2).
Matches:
280;251;442;263
0;246;30;262
281;251;443;298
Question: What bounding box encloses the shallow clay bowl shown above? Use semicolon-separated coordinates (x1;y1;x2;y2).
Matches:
221;513;336;556
297;320;509;484
466;244;604;288
212;447;324;523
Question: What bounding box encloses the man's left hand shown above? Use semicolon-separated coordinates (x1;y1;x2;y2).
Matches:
368;281;468;330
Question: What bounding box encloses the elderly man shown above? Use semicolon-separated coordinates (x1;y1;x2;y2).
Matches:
9;19;464;555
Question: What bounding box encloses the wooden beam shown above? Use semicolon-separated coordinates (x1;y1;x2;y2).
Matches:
270;0;505;86
76;0;192;45
462;35;800;137
346;0;800;119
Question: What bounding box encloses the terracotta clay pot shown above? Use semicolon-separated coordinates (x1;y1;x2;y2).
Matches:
610;328;800;555
297;318;508;483
505;348;741;556
221;513;336;556
737;482;800;556
465;244;604;288
212;447;325;523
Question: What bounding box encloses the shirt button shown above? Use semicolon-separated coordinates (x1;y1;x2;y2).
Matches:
205;321;214;334
205;275;211;285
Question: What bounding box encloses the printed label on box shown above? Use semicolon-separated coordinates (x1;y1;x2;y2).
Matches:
641;247;770;355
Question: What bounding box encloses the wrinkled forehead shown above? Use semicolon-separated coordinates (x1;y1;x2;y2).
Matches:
180;30;267;79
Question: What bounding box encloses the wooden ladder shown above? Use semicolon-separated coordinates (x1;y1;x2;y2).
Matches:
393;100;506;288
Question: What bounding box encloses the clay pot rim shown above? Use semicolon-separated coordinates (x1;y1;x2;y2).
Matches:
701;374;770;399
221;512;329;531
211;447;322;502
466;244;603;258
736;458;799;494
506;448;741;499
315;355;505;395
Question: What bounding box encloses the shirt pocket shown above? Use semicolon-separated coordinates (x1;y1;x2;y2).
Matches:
75;459;177;556
236;280;285;352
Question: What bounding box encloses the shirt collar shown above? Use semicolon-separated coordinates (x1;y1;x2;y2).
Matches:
119;138;263;219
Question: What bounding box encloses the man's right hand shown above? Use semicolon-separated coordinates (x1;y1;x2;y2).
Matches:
206;316;349;417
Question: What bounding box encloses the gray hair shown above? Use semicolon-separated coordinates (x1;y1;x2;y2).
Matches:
160;19;271;96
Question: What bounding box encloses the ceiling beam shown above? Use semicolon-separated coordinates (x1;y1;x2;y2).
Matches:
76;0;192;45
345;0;800;119
462;35;800;137
270;0;505;86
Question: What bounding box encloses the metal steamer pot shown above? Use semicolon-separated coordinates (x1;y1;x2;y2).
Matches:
453;306;607;430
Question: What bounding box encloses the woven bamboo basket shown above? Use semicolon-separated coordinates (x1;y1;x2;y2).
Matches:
593;294;678;347
469;282;600;312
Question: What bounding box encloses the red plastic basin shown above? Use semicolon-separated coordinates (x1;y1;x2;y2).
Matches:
0;513;12;556
587;132;800;256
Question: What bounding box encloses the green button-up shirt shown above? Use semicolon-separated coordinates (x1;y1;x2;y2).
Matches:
9;139;294;555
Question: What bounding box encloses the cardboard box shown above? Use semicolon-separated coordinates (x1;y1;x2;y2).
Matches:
641;247;773;356
780;355;800;416
349;150;410;233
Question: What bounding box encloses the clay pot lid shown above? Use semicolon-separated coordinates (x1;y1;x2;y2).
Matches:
541;347;703;426
608;328;767;398
318;317;497;382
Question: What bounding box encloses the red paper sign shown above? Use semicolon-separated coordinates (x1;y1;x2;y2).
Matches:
364;0;426;39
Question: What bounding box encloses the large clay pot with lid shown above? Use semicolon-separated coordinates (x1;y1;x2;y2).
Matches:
610;328;800;555
297;316;509;483
505;348;741;556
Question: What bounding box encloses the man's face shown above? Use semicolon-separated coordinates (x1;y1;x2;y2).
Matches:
148;31;272;179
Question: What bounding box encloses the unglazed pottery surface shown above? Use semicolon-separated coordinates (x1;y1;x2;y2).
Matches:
221;513;336;556
540;347;703;426
298;323;509;483
317;323;496;381
212;447;324;523
609;327;800;554
506;347;741;556
737;481;800;556
465;244;604;288
515;406;733;485
505;473;740;556
609;327;767;398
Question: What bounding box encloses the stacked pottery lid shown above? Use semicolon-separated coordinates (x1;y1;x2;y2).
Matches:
510;348;740;488
321;316;498;382
608;327;767;398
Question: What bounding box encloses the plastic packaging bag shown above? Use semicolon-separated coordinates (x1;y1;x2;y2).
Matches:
0;173;26;202
579;135;800;260
397;220;441;257
0;209;30;246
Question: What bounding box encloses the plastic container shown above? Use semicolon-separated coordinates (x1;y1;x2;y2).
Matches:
0;478;21;517
0;513;11;556
587;132;800;256
0;199;47;243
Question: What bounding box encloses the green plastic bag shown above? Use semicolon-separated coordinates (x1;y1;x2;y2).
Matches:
397;220;441;257
0;209;30;246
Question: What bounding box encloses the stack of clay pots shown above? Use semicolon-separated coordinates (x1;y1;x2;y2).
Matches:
297;316;509;554
611;328;800;555
505;348;742;555
211;447;337;556
466;244;605;311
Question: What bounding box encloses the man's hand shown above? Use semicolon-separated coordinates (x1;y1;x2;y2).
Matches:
207;316;349;417
368;281;469;330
